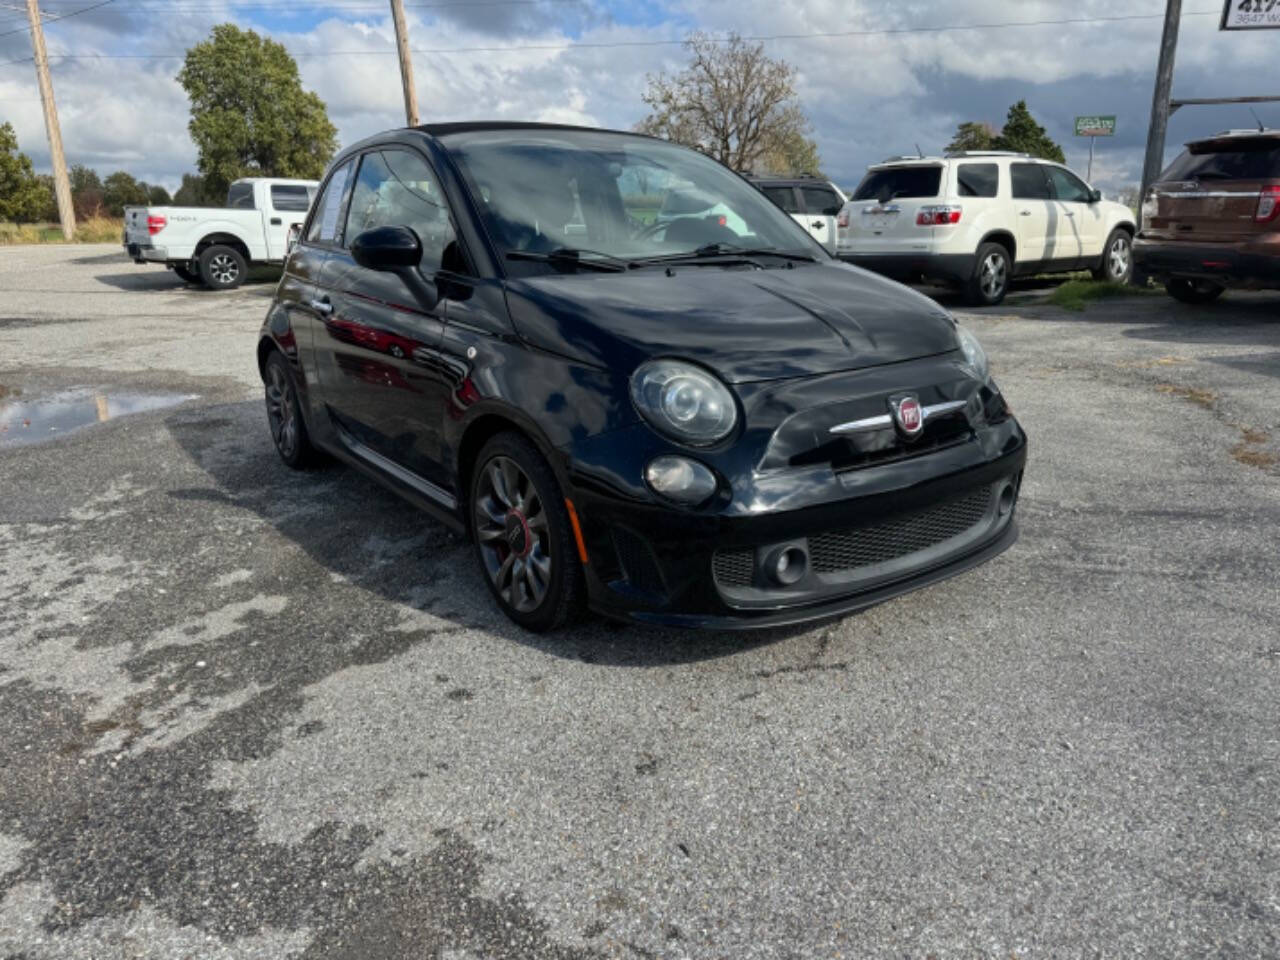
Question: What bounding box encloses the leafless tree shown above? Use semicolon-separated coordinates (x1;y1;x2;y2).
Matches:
636;33;820;176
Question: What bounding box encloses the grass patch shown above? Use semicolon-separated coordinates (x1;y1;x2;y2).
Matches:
0;217;123;245
1047;279;1152;311
1155;383;1217;410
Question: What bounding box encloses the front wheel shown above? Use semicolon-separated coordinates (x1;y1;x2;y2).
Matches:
1092;229;1133;284
1165;278;1225;305
965;243;1010;306
469;432;584;632
198;244;247;290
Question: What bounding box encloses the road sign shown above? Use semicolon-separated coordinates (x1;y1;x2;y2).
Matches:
1221;0;1280;30
1075;115;1117;137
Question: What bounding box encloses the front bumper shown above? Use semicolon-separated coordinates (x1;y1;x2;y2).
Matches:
564;382;1027;629
1133;236;1280;289
124;241;168;263
837;251;976;286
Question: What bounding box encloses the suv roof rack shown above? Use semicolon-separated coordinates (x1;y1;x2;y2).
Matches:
878;155;941;163
943;150;1031;158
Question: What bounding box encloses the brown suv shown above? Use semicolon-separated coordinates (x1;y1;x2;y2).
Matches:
1134;129;1280;303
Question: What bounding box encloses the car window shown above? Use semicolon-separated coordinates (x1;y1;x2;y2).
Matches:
800;186;842;215
1045;166;1092;203
852;167;941;201
345;149;455;273
762;186;800;213
226;182;254;209
957;163;999;198
306;159;353;245
270;185;311;212
1161;139;1280;181
1011;163;1052;200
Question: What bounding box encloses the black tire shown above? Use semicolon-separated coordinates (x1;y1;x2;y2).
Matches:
198;244;247;290
469;431;585;632
1092;229;1134;284
264;351;319;469
965;242;1011;306
172;263;200;284
1165;278;1225;305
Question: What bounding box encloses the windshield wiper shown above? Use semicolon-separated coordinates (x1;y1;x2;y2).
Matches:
636;243;818;266
506;247;629;272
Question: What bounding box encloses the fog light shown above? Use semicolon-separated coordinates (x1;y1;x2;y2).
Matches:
767;545;808;586
644;455;717;505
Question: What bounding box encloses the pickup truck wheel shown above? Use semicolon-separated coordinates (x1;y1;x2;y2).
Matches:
198;244;247;290
1092;229;1133;284
1165;278;1225;305
172;264;199;284
965;243;1010;306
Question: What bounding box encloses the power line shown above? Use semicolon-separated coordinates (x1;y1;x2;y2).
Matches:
0;0;114;39
0;8;1225;67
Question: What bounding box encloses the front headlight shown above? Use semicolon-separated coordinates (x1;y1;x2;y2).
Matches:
630;359;738;445
956;325;990;381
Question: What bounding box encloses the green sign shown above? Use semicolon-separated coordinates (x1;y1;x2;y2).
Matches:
1075;115;1116;137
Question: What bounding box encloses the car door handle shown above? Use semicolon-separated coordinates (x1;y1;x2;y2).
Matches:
811;221;825;229
1064;211;1075;217
270;217;282;225
309;298;333;315
1020;210;1032;216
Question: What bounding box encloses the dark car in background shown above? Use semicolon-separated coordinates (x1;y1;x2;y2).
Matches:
257;123;1026;631
1135;129;1280;303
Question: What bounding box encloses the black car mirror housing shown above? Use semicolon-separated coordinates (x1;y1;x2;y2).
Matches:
351;225;439;312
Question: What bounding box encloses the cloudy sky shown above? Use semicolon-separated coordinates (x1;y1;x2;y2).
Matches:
0;0;1274;196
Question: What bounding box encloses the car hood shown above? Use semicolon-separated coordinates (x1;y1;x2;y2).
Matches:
503;261;960;383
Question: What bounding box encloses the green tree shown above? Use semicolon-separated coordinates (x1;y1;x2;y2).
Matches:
147;183;172;205
946;121;995;153
68;163;101;194
0;122;49;223
102;171;150;215
637;33;821;176
177;24;338;200
172;172;209;206
68;163;105;218
34;174;59;221
992;100;1065;162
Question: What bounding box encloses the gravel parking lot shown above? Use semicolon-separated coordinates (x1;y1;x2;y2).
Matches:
1;244;1277;959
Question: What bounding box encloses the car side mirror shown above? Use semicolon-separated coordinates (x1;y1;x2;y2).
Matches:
351;225;439;311
1088;188;1102;203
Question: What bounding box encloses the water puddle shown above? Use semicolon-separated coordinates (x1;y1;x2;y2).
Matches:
0;385;196;448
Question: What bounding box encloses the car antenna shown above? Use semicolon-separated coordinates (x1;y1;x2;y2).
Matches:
915;142;923;158
1247;106;1265;132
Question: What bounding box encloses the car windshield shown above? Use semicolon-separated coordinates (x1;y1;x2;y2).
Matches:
441;128;820;272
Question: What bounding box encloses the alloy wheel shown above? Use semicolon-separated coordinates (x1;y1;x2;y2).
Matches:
474;455;552;613
1107;235;1131;280
980;251;1007;301
265;362;298;459
210;254;240;285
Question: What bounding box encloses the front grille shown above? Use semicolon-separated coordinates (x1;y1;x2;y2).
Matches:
711;485;993;588
712;548;755;588
612;526;666;595
809;486;992;574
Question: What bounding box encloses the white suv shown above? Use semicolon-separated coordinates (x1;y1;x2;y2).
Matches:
836;152;1137;305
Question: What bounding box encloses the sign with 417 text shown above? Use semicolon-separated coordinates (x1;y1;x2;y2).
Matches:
1222;0;1280;30
1075;116;1116;137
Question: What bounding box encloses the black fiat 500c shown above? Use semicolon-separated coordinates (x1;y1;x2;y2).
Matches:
257;122;1026;632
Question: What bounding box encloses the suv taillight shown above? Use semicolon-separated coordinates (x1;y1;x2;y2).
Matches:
147;214;167;235
916;205;962;226
1255;186;1280;223
836;209;849;229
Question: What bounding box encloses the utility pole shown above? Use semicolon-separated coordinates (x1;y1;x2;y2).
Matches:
389;0;419;126
1140;0;1182;202
25;0;75;240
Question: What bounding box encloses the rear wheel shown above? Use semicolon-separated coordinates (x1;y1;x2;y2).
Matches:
264;351;318;469
198;244;247;290
1165;278;1225;305
469;432;584;632
1092;229;1133;284
965;242;1010;306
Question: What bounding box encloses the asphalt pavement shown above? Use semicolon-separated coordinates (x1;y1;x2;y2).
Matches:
1;245;1277;959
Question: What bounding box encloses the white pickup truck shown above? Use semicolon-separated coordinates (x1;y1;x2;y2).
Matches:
123;177;318;290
